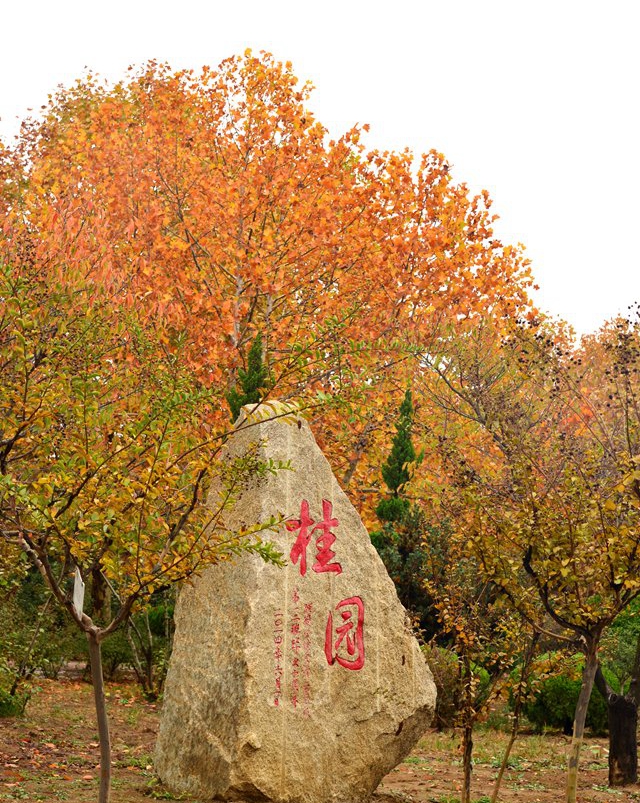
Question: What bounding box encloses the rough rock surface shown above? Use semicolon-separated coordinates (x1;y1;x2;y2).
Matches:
155;403;436;803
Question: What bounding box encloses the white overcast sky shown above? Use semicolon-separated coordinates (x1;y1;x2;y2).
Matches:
1;0;638;336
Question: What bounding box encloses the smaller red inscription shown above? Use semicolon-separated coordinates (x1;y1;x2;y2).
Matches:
273;610;285;706
302;602;313;718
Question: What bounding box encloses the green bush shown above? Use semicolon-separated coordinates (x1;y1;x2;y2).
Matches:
422;644;461;730
0;685;29;717
0;589;85;683
100;630;134;680
375;496;410;524
371;511;440;639
600;601;640;693
146;599;174;637
0;657;30;717
522;666;608;736
0;689;29;719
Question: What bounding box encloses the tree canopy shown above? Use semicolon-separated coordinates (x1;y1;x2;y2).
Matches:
1;53;535;465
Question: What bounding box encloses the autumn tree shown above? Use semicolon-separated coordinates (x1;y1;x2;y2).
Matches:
370;379;536;802
420;489;536;803
579;313;640;785
4;52;534;504
418;316;640;802
0;258;283;803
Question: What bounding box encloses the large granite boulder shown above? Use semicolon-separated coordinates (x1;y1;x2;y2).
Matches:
155;403;436;803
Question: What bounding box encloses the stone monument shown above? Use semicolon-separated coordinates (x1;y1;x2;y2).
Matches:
155;402;436;802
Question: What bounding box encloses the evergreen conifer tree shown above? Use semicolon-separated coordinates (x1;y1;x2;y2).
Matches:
371;389;436;638
226;333;271;421
376;389;417;522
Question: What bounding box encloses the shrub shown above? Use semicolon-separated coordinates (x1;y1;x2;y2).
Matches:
100;630;134;681
375;496;410;524
0;658;29;717
371;512;440;639
0;590;85;683
599;600;640;693
520;655;609;736
0;686;29;717
422;644;462;730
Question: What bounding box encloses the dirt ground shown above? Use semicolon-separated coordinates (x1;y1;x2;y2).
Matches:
377;731;640;803
1;678;640;802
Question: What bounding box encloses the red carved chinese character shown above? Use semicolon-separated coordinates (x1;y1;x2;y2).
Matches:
324;596;365;670
287;500;342;576
312;499;342;574
286;500;314;576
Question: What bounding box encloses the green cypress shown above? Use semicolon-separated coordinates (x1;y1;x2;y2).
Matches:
226;333;270;421
376;389;416;521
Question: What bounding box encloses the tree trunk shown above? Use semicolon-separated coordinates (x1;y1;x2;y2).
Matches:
87;630;111;803
462;722;473;803
491;726;517;803
460;654;474;803
491;632;538;803
566;648;598;803
595;662;638;786
491;679;525;803
607;694;638;786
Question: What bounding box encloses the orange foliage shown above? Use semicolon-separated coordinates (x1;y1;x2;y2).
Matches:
2;52;535;499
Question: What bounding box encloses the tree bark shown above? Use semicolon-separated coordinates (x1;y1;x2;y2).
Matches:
566;649;598;803
491;725;517;803
491;633;538;803
87;630;111;803
595;664;638;786
462;722;473;803
607;693;638;785
460;654;474;803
